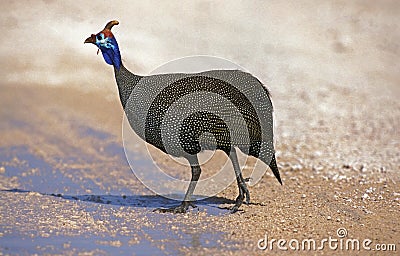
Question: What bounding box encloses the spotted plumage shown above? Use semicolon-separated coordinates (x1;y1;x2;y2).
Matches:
85;20;282;213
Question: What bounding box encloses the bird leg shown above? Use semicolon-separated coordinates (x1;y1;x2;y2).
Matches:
154;156;201;213
229;149;250;213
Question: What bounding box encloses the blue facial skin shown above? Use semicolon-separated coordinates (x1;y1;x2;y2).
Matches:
95;33;122;70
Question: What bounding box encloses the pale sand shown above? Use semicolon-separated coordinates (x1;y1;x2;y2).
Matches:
0;81;398;254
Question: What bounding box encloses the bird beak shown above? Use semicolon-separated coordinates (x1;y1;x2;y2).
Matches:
84;34;96;44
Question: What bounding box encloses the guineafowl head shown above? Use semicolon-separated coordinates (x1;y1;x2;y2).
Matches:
85;20;122;70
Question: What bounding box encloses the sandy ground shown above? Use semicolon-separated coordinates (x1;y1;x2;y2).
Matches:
0;75;398;255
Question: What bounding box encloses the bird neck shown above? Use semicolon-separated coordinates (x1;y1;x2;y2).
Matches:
99;36;122;70
114;64;143;109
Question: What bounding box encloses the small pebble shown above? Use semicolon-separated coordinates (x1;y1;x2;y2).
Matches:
362;193;370;200
327;216;332;220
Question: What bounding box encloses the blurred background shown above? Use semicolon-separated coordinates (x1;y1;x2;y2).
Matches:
2;0;399;94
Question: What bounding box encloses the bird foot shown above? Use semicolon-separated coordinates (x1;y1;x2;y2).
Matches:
153;201;197;213
235;177;251;205
230;195;245;213
230;206;240;213
240;183;251;205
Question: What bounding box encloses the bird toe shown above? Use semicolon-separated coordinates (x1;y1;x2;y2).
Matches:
153;201;196;214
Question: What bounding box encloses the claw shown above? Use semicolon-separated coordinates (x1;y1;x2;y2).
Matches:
153;201;196;213
230;205;240;213
230;194;245;213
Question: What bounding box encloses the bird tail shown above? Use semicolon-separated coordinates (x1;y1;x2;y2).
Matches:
269;154;282;185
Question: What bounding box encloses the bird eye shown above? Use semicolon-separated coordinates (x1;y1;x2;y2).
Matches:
96;34;102;40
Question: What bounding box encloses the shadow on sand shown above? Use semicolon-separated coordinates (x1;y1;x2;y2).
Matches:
2;188;236;215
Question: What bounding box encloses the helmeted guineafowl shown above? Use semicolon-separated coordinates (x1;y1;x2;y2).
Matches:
85;20;282;213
